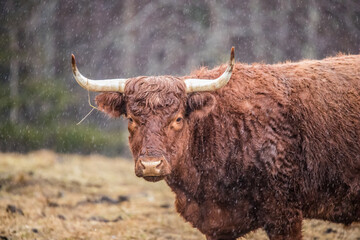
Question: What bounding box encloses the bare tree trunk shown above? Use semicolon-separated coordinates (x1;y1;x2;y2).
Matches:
250;0;267;60
42;1;57;78
122;0;136;77
275;1;291;62
8;1;19;123
27;1;57;78
189;1;229;68
208;1;225;56
303;0;319;59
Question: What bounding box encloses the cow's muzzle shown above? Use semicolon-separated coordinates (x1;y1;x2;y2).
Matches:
135;156;171;182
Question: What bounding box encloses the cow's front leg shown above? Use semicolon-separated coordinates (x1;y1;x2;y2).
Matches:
264;211;303;240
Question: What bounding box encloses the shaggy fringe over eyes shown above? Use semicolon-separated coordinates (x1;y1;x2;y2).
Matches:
125;76;187;116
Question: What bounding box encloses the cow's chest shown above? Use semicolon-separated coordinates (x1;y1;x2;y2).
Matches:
173;189;258;237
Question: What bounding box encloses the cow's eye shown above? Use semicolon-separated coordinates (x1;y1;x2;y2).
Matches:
128;117;133;123
176;117;182;123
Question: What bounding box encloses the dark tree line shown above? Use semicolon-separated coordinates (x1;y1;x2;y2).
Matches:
0;0;359;155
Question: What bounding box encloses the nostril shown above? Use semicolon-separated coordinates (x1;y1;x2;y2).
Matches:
139;160;146;169
156;160;163;169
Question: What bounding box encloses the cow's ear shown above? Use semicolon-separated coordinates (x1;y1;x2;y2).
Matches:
186;93;216;119
95;92;126;118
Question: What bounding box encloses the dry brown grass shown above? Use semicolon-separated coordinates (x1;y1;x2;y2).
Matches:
0;151;359;240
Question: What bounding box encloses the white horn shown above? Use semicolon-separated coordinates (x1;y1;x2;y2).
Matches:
71;54;127;92
184;47;235;93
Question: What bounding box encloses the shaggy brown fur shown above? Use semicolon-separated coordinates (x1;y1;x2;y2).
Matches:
95;54;360;240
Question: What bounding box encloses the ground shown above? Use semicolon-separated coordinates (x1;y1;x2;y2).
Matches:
0;151;359;240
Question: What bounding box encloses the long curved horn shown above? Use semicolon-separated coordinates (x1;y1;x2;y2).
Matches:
71;54;127;92
184;47;235;93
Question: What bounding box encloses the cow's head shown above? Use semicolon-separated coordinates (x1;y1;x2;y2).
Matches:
71;48;234;182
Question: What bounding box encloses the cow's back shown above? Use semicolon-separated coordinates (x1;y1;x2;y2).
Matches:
278;55;360;185
255;55;360;222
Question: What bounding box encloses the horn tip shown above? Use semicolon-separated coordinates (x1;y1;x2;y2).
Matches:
71;54;76;73
229;47;235;69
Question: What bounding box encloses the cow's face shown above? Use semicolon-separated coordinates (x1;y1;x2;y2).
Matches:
95;76;216;182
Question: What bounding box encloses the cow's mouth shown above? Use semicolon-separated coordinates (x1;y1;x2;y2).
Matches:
143;176;165;182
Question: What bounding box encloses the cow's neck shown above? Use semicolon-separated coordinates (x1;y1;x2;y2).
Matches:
165;151;200;198
166;113;232;201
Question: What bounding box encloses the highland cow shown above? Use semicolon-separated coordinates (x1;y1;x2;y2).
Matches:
72;48;360;240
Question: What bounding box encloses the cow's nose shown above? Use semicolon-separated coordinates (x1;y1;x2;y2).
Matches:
135;156;170;177
140;159;163;175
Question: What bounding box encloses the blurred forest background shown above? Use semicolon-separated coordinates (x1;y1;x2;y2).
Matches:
0;0;359;156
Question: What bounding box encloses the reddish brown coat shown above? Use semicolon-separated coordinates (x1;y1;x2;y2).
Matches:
95;54;360;240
